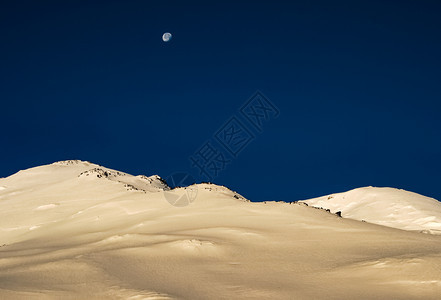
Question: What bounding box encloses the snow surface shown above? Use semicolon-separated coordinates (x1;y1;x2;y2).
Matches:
1;160;441;299
302;186;441;234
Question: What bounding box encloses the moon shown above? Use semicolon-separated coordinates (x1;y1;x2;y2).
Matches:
162;32;172;42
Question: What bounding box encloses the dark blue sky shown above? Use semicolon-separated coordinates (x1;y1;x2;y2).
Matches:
1;0;440;202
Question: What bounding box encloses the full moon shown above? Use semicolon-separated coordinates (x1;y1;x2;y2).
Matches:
162;32;172;42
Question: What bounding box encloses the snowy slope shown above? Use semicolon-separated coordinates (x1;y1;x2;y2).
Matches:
302;187;441;234
1;161;441;299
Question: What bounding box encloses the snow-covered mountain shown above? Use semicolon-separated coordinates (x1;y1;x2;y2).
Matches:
302;187;441;234
1;160;441;299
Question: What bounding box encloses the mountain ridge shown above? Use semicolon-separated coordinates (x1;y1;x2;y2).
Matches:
2;160;440;235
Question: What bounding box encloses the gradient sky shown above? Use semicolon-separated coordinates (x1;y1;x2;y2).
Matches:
1;0;440;202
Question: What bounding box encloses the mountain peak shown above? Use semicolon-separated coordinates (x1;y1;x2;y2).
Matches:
52;160;93;166
302;186;441;234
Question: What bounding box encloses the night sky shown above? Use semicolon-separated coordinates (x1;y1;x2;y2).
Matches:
1;1;440;202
